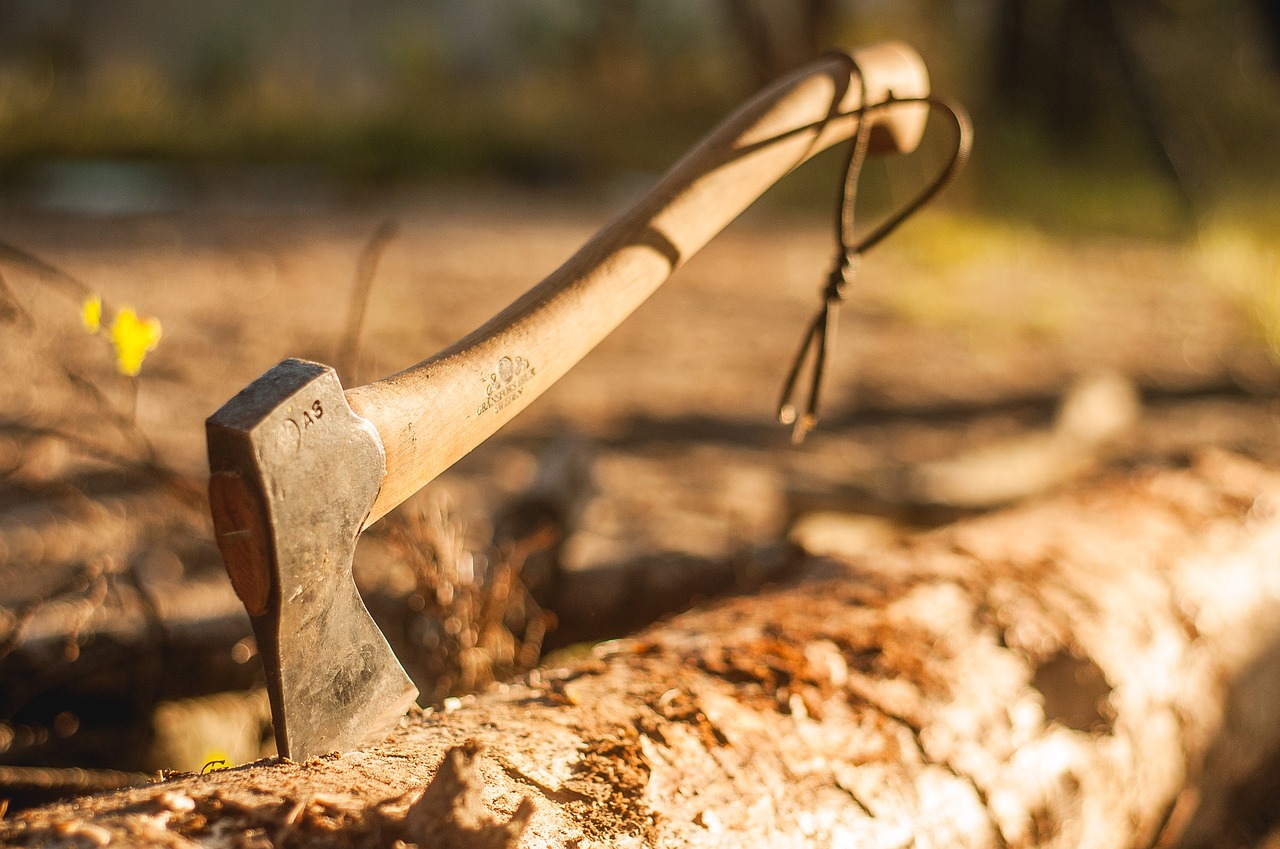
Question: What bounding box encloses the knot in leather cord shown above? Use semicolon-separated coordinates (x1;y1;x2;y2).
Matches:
778;57;973;444
823;253;857;303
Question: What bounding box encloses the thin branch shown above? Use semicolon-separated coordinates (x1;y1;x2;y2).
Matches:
337;220;398;385
0;269;34;329
0;240;91;301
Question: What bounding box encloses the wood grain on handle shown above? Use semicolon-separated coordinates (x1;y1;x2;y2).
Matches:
346;42;931;527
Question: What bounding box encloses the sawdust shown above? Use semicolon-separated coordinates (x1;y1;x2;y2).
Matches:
638;683;729;751
565;730;656;843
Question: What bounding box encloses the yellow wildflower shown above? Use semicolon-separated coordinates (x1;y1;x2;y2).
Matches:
110;307;163;376
201;752;230;773
81;294;102;334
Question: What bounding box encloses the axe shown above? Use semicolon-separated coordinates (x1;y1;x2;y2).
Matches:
207;42;940;761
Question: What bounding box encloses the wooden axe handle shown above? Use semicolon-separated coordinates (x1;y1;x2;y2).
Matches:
346;42;931;526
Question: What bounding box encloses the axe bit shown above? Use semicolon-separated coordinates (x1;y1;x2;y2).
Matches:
207;42;934;761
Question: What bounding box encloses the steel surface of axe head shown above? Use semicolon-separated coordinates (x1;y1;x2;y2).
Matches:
207;358;417;761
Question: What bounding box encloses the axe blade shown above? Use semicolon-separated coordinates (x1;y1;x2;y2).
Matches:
207;359;418;760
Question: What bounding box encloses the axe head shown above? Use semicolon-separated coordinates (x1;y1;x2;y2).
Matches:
207;358;418;761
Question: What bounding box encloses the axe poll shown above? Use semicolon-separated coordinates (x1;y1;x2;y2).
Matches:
207;42;937;761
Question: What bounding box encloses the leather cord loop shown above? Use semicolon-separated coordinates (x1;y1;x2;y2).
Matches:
778;59;973;444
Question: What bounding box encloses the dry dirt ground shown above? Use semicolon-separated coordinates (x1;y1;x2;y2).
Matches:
2;186;1280;814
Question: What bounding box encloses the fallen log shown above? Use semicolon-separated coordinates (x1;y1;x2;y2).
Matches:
4;450;1280;848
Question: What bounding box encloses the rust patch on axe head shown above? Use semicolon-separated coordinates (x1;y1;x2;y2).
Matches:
207;358;418;760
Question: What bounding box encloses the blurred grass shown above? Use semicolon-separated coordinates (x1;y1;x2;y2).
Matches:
979;117;1191;240
1195;209;1280;365
880;213;1061;336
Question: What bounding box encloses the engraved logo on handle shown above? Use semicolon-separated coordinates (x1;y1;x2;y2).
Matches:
477;356;536;415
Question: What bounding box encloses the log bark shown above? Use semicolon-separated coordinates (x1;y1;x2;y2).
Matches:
4;451;1280;848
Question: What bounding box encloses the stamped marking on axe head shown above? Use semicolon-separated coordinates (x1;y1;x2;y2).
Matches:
207;359;417;760
205;42;957;762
